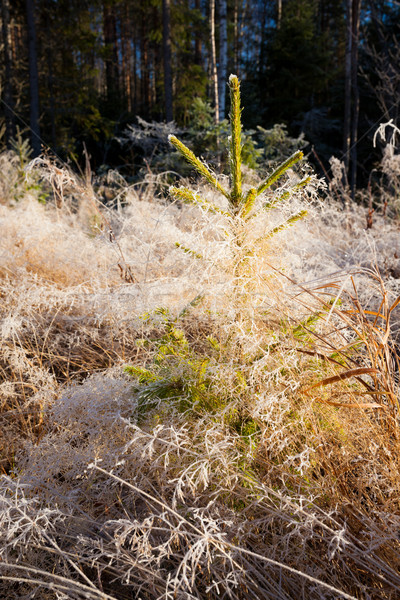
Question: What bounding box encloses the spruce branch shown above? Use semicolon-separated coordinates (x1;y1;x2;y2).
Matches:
169;186;230;216
124;366;160;383
250;210;308;249
175;242;203;259
240;187;257;219
264;209;308;239
256;150;304;197
264;176;311;211
168;135;230;200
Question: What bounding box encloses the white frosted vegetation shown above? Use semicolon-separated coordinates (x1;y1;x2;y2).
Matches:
0;148;400;599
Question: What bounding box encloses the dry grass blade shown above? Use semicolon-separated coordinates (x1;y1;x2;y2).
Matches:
306;367;380;389
91;464;360;600
309;397;384;409
270;262;400;421
0;563;118;600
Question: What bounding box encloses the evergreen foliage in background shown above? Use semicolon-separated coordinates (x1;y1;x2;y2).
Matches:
0;0;399;185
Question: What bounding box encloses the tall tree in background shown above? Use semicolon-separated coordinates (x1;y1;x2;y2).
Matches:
120;2;133;113
343;0;352;176
140;9;150;117
218;0;228;120
44;0;56;147
1;0;15;147
26;0;41;156
194;0;202;65
103;1;120;107
277;0;282;29
263;0;332;123
162;0;173;121
350;0;361;196
0;0;397;182
210;0;219;124
343;0;361;197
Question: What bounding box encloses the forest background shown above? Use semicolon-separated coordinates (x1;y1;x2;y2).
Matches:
1;0;399;196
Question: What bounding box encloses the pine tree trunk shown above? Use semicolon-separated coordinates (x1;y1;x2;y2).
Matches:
140;18;150;117
218;0;228;121
239;0;248;74
343;0;352;180
103;3;120;105
162;0;173;121
121;2;132;112
133;34;138;114
194;0;202;65
343;0;361;199
259;0;268;93
210;0;219;124
45;0;56;148
277;0;282;29
350;0;361;197
26;0;41;156
1;0;15;147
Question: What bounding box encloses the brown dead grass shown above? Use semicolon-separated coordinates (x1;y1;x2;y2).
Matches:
0;153;400;599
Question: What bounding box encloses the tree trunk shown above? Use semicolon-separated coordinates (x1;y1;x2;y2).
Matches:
133;33;138;114
140;18;150;117
1;0;15;147
343;0;352;178
210;0;219;124
239;0;248;76
162;0;173;121
277;0;282;30
350;0;361;197
26;0;41;157
121;2;132;112
45;0;56;148
194;0;202;65
343;0;361;198
218;0;228;121
259;0;268;92
103;2;120;105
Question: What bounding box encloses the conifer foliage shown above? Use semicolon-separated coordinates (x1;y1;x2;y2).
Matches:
170;76;309;239
168;75;310;304
0;0;399;174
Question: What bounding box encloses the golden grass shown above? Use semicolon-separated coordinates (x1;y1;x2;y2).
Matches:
0;151;400;599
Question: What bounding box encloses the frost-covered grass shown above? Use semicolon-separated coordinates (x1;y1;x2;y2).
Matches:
0;147;400;600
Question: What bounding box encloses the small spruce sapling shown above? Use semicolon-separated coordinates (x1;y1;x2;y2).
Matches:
168;75;311;303
125;77;313;423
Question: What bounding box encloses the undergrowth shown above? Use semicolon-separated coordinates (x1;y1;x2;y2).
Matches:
0;78;400;600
